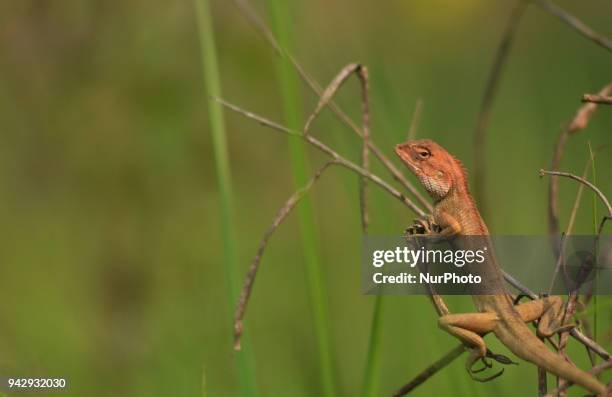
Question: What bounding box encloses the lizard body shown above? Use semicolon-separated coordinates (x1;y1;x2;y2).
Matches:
395;139;607;396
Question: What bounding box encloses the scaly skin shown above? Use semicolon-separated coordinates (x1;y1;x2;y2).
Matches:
395;139;608;396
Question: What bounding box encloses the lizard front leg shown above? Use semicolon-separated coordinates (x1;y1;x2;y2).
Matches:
515;296;575;337
438;312;501;380
435;211;462;237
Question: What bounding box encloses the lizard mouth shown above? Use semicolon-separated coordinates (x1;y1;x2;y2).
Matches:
394;144;420;175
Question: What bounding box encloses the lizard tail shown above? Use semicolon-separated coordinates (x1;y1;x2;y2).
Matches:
496;325;608;396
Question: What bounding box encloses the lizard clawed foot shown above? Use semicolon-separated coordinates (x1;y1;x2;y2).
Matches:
405;217;440;236
469;356;492;374
469;367;505;383
485;348;518;366
465;348;515;382
405;219;430;236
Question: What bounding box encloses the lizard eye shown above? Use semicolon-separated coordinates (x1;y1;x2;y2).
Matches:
416;149;430;159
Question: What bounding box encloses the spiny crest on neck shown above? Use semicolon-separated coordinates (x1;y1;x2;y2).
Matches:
446;154;471;196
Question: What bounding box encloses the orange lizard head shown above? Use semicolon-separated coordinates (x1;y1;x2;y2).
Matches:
395;139;467;200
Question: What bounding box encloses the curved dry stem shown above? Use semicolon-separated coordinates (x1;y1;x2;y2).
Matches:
304;63;366;134
547;83;612;242
359;67;371;233
538;365;548;396
233;160;337;350
540;169;612;217
303;63;372;231
582;94;612;105
547;158;592;294
393;344;465;397
406;99;423;141
473;0;527;217
534;0;612;53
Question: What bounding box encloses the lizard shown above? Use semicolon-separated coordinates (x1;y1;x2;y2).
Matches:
395;139;608;396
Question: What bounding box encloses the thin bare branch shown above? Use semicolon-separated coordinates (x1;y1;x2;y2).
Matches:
230;0;432;213
554;158;595;389
564;160;594;234
547;83;612;241
548;159;592;293
430;294;450;317
360;66;371;233
234;160;337;350
213;97;300;136
599;215;611;236
302;63;372;231
556;294;582;395
540;169;612;217
569;329;610;361
502;269;534;297
554;159;593;391
410;236;451;317
393;344;465;397
304;63;363;134
534;0;612;53
582;94;612;105
473;0;527;217
406;99;423;141
538;364;548;396
216;97;427;217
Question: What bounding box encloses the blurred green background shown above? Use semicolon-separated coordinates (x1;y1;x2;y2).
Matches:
0;1;611;396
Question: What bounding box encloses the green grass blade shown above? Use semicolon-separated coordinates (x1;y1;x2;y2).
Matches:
195;0;259;395
265;1;337;396
202;367;208;397
588;142;598;344
361;295;385;397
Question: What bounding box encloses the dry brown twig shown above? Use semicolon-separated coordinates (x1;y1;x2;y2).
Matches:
552;159;594;396
406;99;423;141
540;170;612;218
392;344;464;397
547;83;612;243
539;166;612;378
547;157;595;294
302;63;372;231
582;94;612;105
534;0;612;53
538;353;548;396
359;67;371;233
473;0;527;217
233;160;337;349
